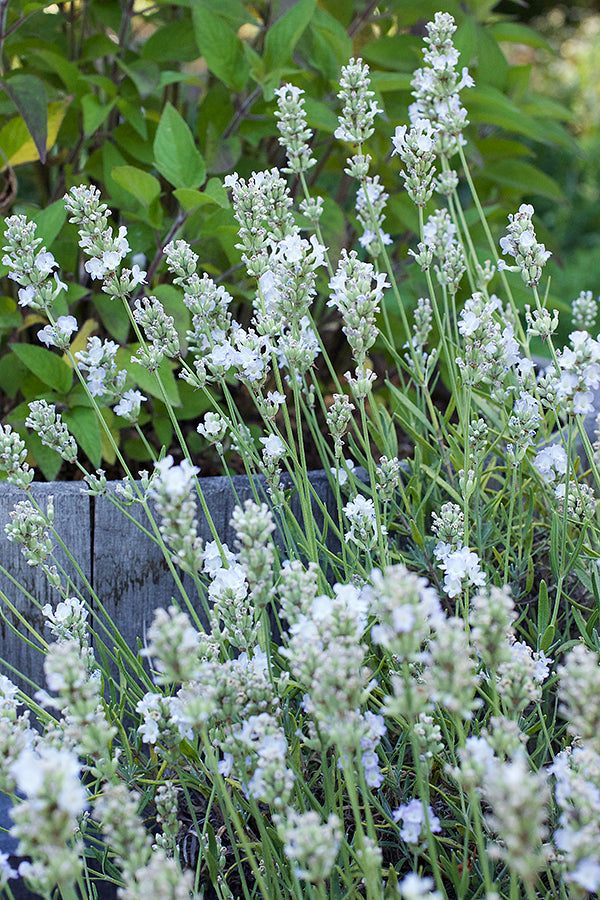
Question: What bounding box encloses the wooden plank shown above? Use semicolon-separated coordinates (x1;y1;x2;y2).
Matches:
91;469;345;658
1;468;375;680
0;481;91;693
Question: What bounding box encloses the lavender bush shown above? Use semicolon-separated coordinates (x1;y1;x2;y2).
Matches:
1;12;600;899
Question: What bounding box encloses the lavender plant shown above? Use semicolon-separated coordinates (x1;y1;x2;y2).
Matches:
2;12;600;900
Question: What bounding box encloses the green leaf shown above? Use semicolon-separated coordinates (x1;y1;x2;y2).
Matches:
153;103;206;190
0;296;20;331
26;431;63;481
549;515;561;577
0;100;70;168
360;34;420;72
467;85;571;147
115;98;148;139
370;71;412;92
174;177;229;211
81;94;116;138
64;406;102;469
32;200;67;248
112;166;161;207
190;1;250;93
141;20;199;63
537;579;549;635
490;21;552;50
478;159;564;201
540;624;555;654
93;292;130;345
0;352;27;398
117;59;161;98
116;346;181;407
263;0;316;71
3;74;48;163
10;344;73;395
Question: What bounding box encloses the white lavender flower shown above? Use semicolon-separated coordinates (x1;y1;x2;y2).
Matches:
555;329;600;415
393;799;441;846
328;250;388;366
0;424;34;488
326;393;355;459
150;455;203;573
436;545;486;598
498;203;551;287
572;289;598;331
558;644;600;751
224;168;296;278
2;214;63;312
392;120;437;207
274;83;316;174
355;175;392;256
533;443;568;484
343;494;385;551
409;12;474;155
399;873;443;900
335;57;381;145
275;809;341;883
5;496;54;566
75;336;127;402
481;752;549;883
113;388;146;423
10;746;87;895
37;315;78;349
25;399;77;462
141;605;202;683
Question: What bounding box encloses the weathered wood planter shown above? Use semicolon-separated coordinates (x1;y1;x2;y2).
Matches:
0;469;347;691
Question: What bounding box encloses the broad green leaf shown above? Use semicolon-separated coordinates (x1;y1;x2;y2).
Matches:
0;353;27;398
303;97;338;133
468;85;573;148
153;102;206;190
26;431;63;481
478;159;563;201
10;343;73;394
93;292;130;345
112;166;161;207
263;0;316;71
305;5;352;78
370;72;412;92
32;200;67;248
191;1;250;93
475;25;508;90
116;99;148;139
361;34;420;72
117;59;161;98
0;296;20;331
174;177;229;211
81;94;116;138
3;74;48;163
0;100;70;168
490;22;552;50
141;20;199;63
29;48;82;92
116;345;181;407
64;406;102;468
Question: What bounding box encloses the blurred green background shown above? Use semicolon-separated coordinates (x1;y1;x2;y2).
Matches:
0;0;597;478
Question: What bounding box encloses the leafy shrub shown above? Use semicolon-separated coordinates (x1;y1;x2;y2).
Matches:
0;0;580;478
4;10;600;900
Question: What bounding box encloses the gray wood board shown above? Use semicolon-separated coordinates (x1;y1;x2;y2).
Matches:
0;469;364;684
0;482;91;692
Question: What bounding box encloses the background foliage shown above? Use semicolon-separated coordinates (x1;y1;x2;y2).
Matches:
0;0;583;479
